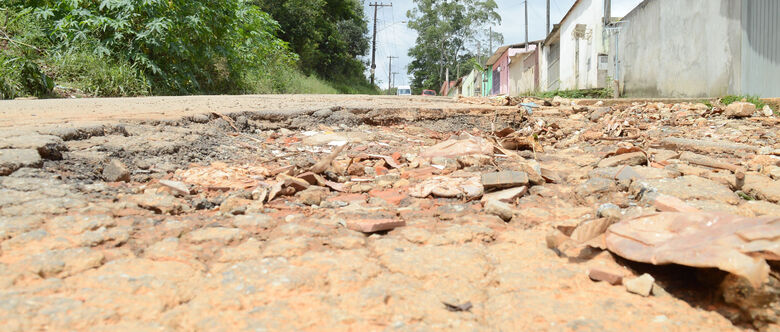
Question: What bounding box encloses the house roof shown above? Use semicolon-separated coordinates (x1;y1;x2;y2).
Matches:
439;80;459;95
559;0;584;28
485;40;542;66
543;23;561;45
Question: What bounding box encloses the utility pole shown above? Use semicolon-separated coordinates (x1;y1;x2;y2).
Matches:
525;1;529;46
546;0;551;35
369;2;392;86
477;40;482;65
387;55;398;93
489;26;493;54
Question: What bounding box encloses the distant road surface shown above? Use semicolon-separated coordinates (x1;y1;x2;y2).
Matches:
0;94;469;128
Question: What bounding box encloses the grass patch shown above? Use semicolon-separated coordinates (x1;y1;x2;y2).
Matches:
720;95;767;109
530;87;613;99
243;66;339;94
49;47;150;97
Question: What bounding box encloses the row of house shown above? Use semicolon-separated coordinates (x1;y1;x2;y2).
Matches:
448;0;779;98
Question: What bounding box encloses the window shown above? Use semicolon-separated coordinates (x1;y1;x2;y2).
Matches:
598;54;608;70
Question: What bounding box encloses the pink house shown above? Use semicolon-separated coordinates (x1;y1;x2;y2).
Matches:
486;42;539;95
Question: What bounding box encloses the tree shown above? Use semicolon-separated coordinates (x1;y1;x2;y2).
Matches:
256;0;370;83
406;0;502;91
3;0;297;95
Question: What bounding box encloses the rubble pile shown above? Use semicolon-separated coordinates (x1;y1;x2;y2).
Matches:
0;97;778;330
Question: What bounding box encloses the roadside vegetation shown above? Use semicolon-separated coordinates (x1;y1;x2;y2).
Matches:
719;95;767;109
0;0;377;100
530;88;613;99
406;0;503;93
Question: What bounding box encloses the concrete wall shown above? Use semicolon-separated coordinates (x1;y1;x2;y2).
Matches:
540;31;561;91
613;0;743;97
509;51;538;95
558;0;608;90
491;52;510;95
461;70;480;97
740;0;780;97
482;70;492;97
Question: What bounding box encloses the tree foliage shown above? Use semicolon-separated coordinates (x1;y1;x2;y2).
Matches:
406;0;502;91
1;0;375;98
255;0;371;84
26;0;295;94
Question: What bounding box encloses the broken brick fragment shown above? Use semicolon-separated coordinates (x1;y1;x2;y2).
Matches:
650;193;700;213
347;219;405;233
298;172;326;186
481;171;529;190
375;165;389;176
369;189;406;206
588;268;623;285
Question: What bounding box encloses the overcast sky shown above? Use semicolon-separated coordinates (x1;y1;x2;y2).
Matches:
362;0;642;89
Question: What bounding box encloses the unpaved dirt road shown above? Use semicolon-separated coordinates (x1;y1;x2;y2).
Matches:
0;95;778;331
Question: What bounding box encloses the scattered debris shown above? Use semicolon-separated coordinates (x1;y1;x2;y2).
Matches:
102;159;130;182
646;193;700;213
310;144;347;174
175;162;269;190
625;273;655;297
409;173;483;199
660;137;759;154
442;301;473;312
598;151;647;168
484;199;515;221
3;95;780;330
724;102;756;118
494;128;544;152
419;135;493;158
159;179;191;195
679;151;739;172
589;268;623;285
481;171;529;190
762;105;775;117
346;218;406;233
481;186;528;203
606;212;780;286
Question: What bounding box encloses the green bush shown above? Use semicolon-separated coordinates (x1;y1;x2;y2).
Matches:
242;65;339;94
1;7;55;99
49;46;149;97
0;54;22;99
3;0;298;96
2;1;377;98
0;55;54;99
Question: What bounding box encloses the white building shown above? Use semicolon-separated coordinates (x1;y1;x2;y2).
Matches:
609;0;780;97
541;0;613;91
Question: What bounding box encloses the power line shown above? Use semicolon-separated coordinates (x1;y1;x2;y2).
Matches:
387;56;398;92
369;2;392;86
